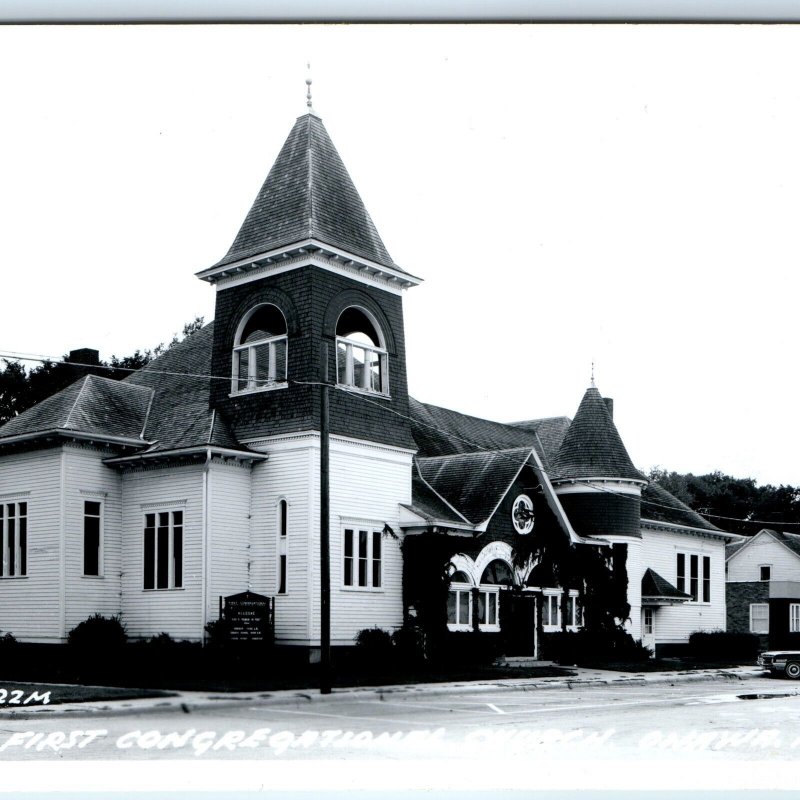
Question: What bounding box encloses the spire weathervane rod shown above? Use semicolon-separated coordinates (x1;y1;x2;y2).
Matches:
306;62;313;113
590;360;595;387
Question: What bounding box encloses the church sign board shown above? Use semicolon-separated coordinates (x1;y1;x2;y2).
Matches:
220;591;274;643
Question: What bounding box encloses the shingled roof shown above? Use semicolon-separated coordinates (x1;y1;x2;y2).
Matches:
641;567;691;602
552;386;645;482
213;113;400;272
123;323;246;455
416;447;533;527
641;482;722;533
409;398;555;466
0;374;152;444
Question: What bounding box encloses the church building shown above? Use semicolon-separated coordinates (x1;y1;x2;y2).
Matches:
0;97;740;658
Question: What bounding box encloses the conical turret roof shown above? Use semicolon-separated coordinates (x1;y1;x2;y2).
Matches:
213;113;401;272
552;386;645;482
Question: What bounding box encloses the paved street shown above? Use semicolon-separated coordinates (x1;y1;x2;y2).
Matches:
1;674;800;777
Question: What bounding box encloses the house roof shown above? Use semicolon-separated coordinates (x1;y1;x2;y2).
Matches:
212;113;400;272
0;373;152;444
409;398;554;466
641;482;723;533
404;463;473;528
123;322;248;455
416;447;533;527
507;416;571;465
552;386;645;482
641;567;691;602
726;528;800;562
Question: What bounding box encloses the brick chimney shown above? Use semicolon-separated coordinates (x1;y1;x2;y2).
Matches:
603;397;614;419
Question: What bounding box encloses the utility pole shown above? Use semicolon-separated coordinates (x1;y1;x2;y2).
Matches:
320;345;332;694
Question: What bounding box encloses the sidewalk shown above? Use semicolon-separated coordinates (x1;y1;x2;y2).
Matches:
0;664;767;720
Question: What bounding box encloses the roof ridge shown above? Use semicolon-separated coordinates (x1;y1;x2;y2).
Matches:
412;461;472;525
63;375;90;429
417;446;535;464
476;447;536;528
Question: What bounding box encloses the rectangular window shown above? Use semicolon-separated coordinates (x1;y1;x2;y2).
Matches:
689;554;699;602
644;607;654;636
234;337;288;393
566;594;580;628
277;500;288;594
278;555;286;595
336;338;388;395
760;565;771;582
343;527;382;589
83;500;102;576
447;586;472;628
703;556;711;603
676;553;685;593
543;594;561;628
143;509;183;590
477;589;499;628
0;502;27;578
791;604;800;633
750;603;769;634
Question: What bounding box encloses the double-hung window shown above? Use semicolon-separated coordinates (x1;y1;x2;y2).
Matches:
677;552;711;603
0;502;27;578
543;593;560;629
447;584;473;629
277;500;287;595
143;510;183;590
83;500;102;577
750;603;769;634
343;527;382;589
791;604;800;633
477;589;499;629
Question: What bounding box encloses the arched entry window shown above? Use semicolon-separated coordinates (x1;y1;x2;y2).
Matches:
480;560;514;586
232;304;288;393
335;307;388;395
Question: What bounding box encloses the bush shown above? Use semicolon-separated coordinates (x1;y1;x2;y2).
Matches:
391;624;426;665
354;627;393;668
688;630;759;661
68;614;127;650
436;631;504;666
204;618;233;648
541;628;652;665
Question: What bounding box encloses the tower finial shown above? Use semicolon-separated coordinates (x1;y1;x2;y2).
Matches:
305;62;313;113
590;360;595;387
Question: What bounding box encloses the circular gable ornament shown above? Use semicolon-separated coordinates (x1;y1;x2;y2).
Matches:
512;494;534;534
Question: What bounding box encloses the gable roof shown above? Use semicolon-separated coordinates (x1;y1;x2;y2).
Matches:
507;416;571;464
212;113;400;272
726;528;800;562
552;386;645;482
409;398;556;466
641;482;723;533
416;447;533;528
403;462;474;529
0;373;152;445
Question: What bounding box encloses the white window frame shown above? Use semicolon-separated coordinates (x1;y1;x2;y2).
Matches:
676;551;712;604
447;583;473;631
565;591;581;630
477;587;500;631
790;603;800;633
143;508;184;591
759;564;772;582
277;499;288;595
750;603;769;634
342;524;383;591
543;591;561;631
643;607;654;636
230;304;289;396
336;335;389;395
0;499;27;579
82;498;104;578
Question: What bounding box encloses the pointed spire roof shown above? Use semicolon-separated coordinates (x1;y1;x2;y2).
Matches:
213;113;401;272
552;386;645;482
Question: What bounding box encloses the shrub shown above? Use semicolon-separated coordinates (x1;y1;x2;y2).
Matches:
437;631;504;666
204;618;233;648
68;614;127;650
0;632;17;648
688;630;759;661
391;624;426;665
354;627;393;668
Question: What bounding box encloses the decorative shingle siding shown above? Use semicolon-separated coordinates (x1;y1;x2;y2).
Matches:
558;492;642;539
210;266;415;451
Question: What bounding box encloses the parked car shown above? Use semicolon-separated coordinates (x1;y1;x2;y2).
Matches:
758;651;800;678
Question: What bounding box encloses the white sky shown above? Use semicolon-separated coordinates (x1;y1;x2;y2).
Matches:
1;24;798;486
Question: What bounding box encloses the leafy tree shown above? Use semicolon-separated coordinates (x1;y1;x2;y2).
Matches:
0;316;204;426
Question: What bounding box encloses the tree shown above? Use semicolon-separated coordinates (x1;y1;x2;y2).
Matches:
0;316;205;426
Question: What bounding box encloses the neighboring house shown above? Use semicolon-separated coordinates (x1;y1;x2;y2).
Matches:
726;529;800;648
0;103;740;657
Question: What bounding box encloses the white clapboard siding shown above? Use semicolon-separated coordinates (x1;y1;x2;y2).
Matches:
120;463;204;640
727;531;800;582
249;440;315;644
63;444;123;633
641;527;728;643
320;438;412;646
0;447;64;641
624;537;644;640
206;459;252;623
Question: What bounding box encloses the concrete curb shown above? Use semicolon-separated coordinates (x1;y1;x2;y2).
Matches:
0;666;767;720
